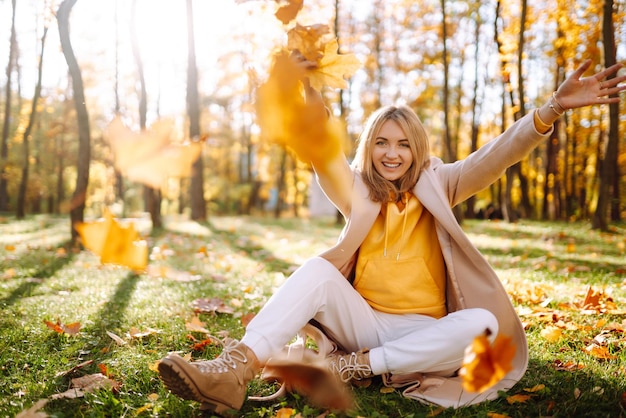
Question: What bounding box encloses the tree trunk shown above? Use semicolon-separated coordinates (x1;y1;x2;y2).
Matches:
465;9;482;219
187;0;206;221
592;0;619;230
131;0;162;229
0;0;17;212
17;27;48;219
57;0;91;241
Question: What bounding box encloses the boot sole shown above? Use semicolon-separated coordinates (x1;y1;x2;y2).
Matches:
158;356;237;414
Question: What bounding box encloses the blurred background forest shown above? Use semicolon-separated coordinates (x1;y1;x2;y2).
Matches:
0;0;625;237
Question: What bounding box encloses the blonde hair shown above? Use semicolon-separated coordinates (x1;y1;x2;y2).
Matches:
352;105;430;202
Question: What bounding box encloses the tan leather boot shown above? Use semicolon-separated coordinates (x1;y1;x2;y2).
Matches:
327;349;373;383
158;339;260;413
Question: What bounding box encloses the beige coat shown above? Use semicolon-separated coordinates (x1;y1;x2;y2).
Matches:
316;112;549;408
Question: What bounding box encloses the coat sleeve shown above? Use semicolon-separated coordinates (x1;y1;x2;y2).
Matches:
312;155;355;218
437;112;550;207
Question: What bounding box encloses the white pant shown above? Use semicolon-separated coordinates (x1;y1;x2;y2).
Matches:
241;257;498;376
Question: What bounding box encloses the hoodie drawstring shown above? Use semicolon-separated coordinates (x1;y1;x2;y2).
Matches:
383;192;410;260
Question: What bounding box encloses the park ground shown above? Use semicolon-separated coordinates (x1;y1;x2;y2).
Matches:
1;214;625;417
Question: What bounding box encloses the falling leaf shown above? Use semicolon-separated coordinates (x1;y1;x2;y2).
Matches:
105;117;203;189
15;399;48;418
75;208;148;271
459;330;516;393
262;358;353;411
274;0;303;24
44;319;81;336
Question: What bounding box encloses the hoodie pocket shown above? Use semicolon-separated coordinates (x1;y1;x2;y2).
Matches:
354;256;446;316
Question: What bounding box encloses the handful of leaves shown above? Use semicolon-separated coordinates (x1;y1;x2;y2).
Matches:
255;0;360;167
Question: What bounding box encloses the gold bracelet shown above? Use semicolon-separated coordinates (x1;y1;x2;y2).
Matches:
534;109;552;133
549;92;565;116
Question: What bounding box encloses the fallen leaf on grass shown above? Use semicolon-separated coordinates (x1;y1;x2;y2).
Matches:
192;297;235;314
524;384;546;392
15;399;48;418
185;316;211;334
540;326;563;342
50;373;120;400
459;330;515;393
55;360;94;378
506;393;531;404
584;343;617;360
44;319;81;336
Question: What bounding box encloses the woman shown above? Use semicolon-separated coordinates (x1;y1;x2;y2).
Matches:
158;60;625;413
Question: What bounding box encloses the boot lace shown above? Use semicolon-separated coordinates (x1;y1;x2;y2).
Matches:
194;338;249;374
329;351;372;382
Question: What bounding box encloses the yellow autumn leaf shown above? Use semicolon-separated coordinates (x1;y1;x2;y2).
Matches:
459;331;516;393
274;0;303;25
540;326;563;342
506;393;531;404
75;208;148;271
105;116;202;189
255;51;345;166
287;23;330;62
305;39;361;90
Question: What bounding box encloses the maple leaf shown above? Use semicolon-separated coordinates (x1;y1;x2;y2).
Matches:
255;52;346;166
305;39;361;91
44;319;81;336
459;330;516;393
274;0;303;24
75;208;148;271
105;116;203;189
287;23;330;62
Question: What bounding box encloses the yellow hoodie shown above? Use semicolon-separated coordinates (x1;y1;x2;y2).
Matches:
354;192;447;318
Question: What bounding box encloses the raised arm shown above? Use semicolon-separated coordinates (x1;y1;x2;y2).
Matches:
534;60;626;133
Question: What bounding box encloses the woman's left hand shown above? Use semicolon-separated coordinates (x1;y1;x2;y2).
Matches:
555;59;626;110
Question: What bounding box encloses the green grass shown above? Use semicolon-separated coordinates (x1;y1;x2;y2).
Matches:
1;214;625;417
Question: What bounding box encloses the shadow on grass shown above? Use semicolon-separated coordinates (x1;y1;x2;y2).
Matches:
87;271;141;332
164;218;301;276
0;241;74;308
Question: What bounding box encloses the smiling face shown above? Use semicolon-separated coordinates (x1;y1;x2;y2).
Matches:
371;119;414;182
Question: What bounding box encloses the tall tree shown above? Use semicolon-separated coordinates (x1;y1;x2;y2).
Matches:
57;0;91;240
16;27;48;219
131;0;162;229
187;0;206;221
592;0;620;230
0;0;17;212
